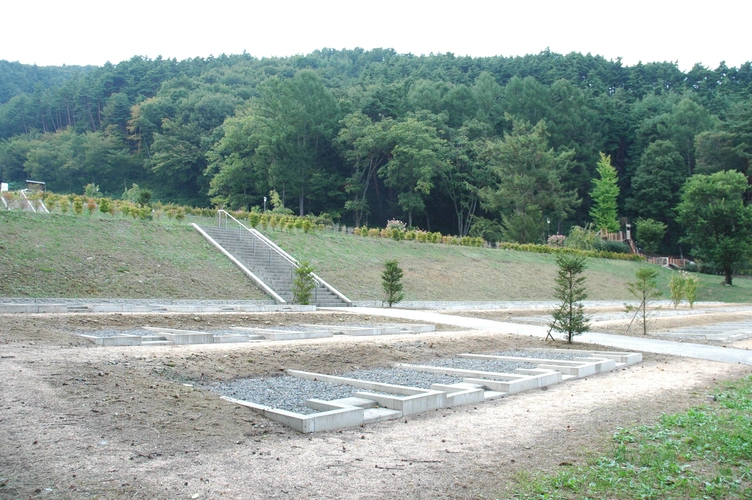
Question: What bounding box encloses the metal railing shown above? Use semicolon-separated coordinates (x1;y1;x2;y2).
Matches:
19;190;36;213
216;210;352;306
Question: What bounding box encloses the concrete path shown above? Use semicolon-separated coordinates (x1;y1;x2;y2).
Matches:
331;306;752;366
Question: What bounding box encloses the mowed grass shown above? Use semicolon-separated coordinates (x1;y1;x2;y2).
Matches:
511;375;752;499
1;210;751;303
263;228;752;303
0;211;266;299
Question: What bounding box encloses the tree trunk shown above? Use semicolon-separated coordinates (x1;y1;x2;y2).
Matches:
373;175;384;222
299;192;304;216
725;267;734;286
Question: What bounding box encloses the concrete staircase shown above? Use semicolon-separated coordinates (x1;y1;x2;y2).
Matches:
197;223;351;308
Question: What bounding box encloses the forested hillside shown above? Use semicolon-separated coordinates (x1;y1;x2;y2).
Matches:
1;48;751;255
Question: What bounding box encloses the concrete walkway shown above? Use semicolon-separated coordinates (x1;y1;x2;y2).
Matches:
332;306;752;366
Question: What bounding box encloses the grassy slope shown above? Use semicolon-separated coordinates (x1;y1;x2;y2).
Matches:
1;210;751;303
265;228;752;303
0;211;266;299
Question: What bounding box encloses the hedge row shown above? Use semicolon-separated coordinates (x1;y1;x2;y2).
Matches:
353;226;484;246
497;242;646;261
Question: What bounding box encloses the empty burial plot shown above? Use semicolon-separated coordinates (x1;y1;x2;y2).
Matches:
79;327;269;346
80;323;436;346
217;349;641;432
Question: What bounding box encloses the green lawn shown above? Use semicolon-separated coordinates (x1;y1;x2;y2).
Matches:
1;209;751;303
263;228;752;303
0;211;266;299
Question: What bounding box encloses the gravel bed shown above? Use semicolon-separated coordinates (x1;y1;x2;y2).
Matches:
491;349;579;361
84;329;151;337
423;358;536;373
235;325;327;332
204;350;589;415
208;376;355;415
339;367;465;389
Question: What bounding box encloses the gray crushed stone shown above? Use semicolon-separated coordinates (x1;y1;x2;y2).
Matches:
208;350;579;415
339;367;465;389
86;329;151;337
210;376;355;415
423;358;536;372
491;349;579;361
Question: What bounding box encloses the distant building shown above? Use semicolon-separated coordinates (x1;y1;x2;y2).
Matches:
25;180;46;192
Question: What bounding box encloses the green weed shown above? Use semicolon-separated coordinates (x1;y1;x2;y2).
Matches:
510;376;752;499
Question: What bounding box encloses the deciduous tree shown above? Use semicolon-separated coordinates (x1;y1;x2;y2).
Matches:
676;170;752;285
589;152;620;232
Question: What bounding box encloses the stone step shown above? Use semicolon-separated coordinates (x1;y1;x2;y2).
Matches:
363;407;403;423
200;225;351;306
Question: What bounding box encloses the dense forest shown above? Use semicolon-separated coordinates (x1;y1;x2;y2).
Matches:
1;48;751;255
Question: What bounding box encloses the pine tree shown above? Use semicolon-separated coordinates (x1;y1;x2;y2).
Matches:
292;261;316;305
382;260;405;307
550;254;589;343
589;152;620;233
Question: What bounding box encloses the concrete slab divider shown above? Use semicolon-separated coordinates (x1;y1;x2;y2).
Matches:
230;327;332;340
80;334;142;346
398;363;562;394
287;369;446;414
221;396;364;433
458;353;617;377
525;348;643;365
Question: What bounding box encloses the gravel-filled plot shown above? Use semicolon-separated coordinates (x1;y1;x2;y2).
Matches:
85;329;151;338
207;350;589;415
424;358;535;373
339;367;465;389
209;376;355;415
420;350;580;373
492;349;579;361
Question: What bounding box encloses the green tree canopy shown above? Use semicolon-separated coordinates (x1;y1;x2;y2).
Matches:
589;152;620;232
676;170;752;285
482;118;580;243
627;140;686;252
378;115;449;227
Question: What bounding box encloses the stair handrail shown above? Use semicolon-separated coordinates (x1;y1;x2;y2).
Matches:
218;209;300;268
19;190;36;213
217;210;353;306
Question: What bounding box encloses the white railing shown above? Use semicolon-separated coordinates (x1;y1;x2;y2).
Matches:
19;190;36;213
192;224;287;304
216;210;352;306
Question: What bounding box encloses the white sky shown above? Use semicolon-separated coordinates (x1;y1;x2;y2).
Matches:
2;0;749;71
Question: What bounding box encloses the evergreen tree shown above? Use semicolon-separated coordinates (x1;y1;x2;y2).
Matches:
381;259;405;307
589;152;620;232
292;261;316;305
549;254;589;343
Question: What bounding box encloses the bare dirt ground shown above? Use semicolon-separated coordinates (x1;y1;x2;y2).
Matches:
1;310;751;499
